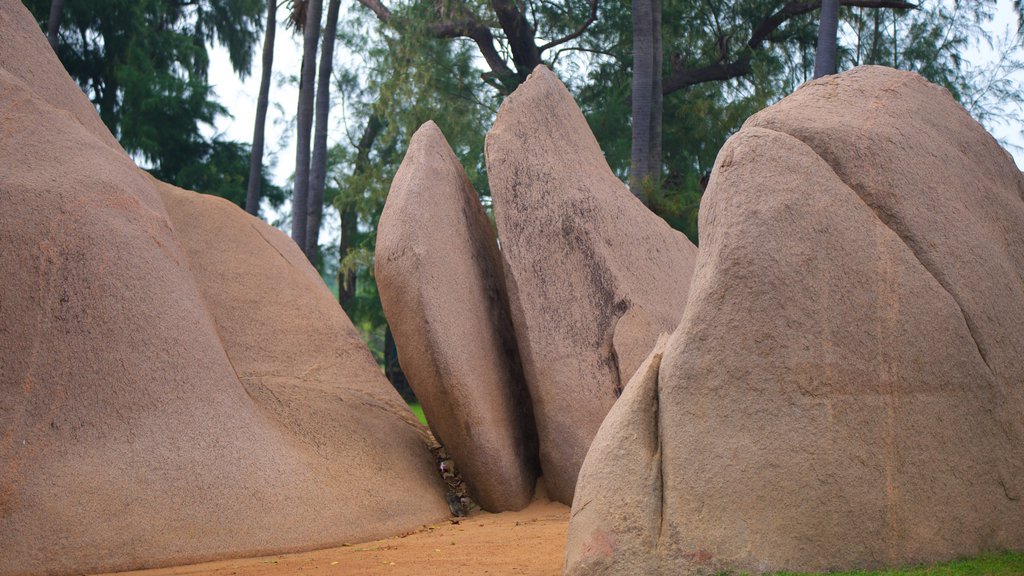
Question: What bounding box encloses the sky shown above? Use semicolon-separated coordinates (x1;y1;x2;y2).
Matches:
203;0;1024;204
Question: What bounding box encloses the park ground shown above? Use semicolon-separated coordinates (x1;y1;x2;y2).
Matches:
100;495;569;576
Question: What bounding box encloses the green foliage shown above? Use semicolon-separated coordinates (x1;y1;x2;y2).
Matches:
318;2;497;361
570;0;1018;244
34;0;1023;367
24;0;268;200
769;551;1024;576
173;139;286;211
407;402;428;426
310;0;1024;363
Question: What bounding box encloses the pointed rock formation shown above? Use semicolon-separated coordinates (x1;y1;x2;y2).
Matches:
485;66;699;504
565;67;1024;574
0;3;447;574
376;122;538;512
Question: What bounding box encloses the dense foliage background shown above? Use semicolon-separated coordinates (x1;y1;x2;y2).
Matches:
27;0;1024;368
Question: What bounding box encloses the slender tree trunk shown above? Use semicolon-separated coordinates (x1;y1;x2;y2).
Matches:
291;0;324;254
47;0;65;52
337;113;383;308
246;0;277;216
869;8;881;63
305;0;341;261
629;0;656;204
649;0;662;194
814;0;840;78
892;10;898;67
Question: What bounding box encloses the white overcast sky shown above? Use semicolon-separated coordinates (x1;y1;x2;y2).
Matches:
204;0;1024;195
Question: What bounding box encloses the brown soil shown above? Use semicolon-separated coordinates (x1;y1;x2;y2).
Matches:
98;498;569;576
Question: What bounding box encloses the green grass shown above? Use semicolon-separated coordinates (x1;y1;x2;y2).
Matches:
407;402;427;426
770;551;1024;576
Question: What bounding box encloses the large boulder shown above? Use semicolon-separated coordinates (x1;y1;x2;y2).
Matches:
565;66;1024;575
376;121;538;512
0;4;447;574
485;65;699;504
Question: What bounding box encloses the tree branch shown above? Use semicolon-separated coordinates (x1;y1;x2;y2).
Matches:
431;19;519;88
663;58;754;93
539;0;599;53
355;0;519;90
664;0;916;94
355;0;391;22
491;0;542;76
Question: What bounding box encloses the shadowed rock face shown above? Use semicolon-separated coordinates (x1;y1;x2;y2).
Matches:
0;3;447;574
376;122;539;512
565;66;1024;575
485;66;699;505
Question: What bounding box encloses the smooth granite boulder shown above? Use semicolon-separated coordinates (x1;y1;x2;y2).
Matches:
0;3;447;573
376;121;538;512
565;67;1024;575
485;66;699;504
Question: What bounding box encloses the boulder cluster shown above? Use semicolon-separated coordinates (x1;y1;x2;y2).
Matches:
375;66;698;511
377;60;1024;576
3;0;1023;570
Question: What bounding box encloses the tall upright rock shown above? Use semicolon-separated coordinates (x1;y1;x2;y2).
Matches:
485;65;698;504
0;3;447;574
376;122;538;512
565;67;1024;575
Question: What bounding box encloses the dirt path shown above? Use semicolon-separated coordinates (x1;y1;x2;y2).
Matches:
100;498;569;576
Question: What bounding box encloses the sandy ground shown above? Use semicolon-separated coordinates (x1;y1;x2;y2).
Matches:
99;498;569;576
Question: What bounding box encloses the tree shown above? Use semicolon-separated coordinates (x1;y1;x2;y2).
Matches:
353;0;598;94
630;0;661;203
246;0;279;216
25;0;266;190
291;0;324;253
815;0;840;77
337;113;383;308
316;0;1021;365
318;7;495;363
177;140;287;210
46;0;64;51
306;0;343;261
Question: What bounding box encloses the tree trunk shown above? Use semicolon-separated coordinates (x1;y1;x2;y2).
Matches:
629;0;657;204
245;0;277;216
291;0;324;254
814;0;840;78
305;0;342;262
46;0;65;52
384;324;415;401
649;0;662;196
490;0;542;80
866;7;881;64
338;113;383;308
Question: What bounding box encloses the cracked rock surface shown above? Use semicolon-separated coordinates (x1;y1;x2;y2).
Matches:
565;66;1024;575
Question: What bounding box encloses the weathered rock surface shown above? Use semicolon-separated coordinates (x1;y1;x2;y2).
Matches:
376;121;538;512
0;4;447;574
565;67;1024;575
485;66;699;504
